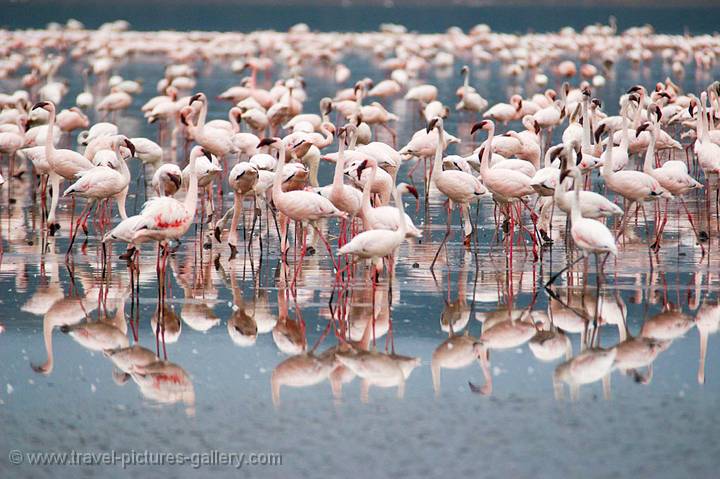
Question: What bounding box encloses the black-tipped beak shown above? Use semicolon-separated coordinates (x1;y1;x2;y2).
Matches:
124;139;136;157
32;101;49;110
636;122;650;137
356;159;369;180
689;103;696;117
575;150;583;166
426;117;438;134
235;172;245;181
407;185;419;200
169;173;182;190
627;85;642;94
257;137;275;148
189;93;202;104
179;112;188;126
201;148;213;161
470;121;486;136
592;98;602;108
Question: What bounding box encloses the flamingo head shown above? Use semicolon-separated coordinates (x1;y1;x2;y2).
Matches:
320;97;333;115
426;116;441;134
398;182;419;200
470;120;490;136
257;137;280;149
460;65;469;75
32;100;52;112
189;92;205;105
636;122;651;138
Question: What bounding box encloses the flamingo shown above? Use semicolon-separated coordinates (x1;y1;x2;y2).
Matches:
32;101;94;235
427;116;487;267
338;165;408;279
259;136;346;265
600;124;670;241
63;136;134;254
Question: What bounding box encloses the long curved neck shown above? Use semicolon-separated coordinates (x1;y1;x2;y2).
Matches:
463;70;469;90
480;124;493;176
361;164;376;216
45;107;56;158
700;97;710;142
197;101;207;129
394;185;407;237
431;126;445;182
620;113;630;149
229;109;240;133
320;124;333;147
272;141;286;198
570;170;582;224
642;128;657;174
184;152;199;215
602;130;614;177
115;143;131;182
331;135;346;193
581;98;591;149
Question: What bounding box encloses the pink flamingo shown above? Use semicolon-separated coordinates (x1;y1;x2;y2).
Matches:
32;101;94;235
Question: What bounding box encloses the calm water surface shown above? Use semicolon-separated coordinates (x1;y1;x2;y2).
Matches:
1;11;720;479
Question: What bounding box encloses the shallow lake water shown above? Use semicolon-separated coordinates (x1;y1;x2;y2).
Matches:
2;8;720;478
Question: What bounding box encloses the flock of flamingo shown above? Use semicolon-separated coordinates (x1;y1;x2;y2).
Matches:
1;18;719;409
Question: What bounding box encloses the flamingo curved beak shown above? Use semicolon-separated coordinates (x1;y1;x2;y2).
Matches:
124;139;136;157
169;173;182;190
470;121;487;136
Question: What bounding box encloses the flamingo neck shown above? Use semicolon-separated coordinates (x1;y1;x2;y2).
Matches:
700;97;710;142
331;135;346;194
431;125;445;183
229;109;240;133
602;130;615;177
45;107;56;160
480;124;494;177
197;100;207;129
642;129;656;174
394;185;407;238
272;141;286;198
570;170;581;225
361;163;376;216
581;98;591;149
620;114;630;149
115;143;131;182
184;152;199;217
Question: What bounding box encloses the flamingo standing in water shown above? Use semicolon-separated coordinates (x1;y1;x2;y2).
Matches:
599;124;669;241
259;136;346;269
63;136;135;255
427;116;486;269
338;158;408;279
472;119;538;261
32;101;94;235
636;115;704;253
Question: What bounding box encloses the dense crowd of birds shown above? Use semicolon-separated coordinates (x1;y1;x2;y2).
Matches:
2;18;720;408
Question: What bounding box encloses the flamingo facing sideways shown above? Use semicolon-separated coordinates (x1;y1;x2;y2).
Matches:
63;136;135;255
32;101;94;235
427;116;487;269
259;136;346;271
636;117;704;253
338;161;408;280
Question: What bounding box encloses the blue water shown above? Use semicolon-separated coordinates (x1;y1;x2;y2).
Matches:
1;3;719;35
